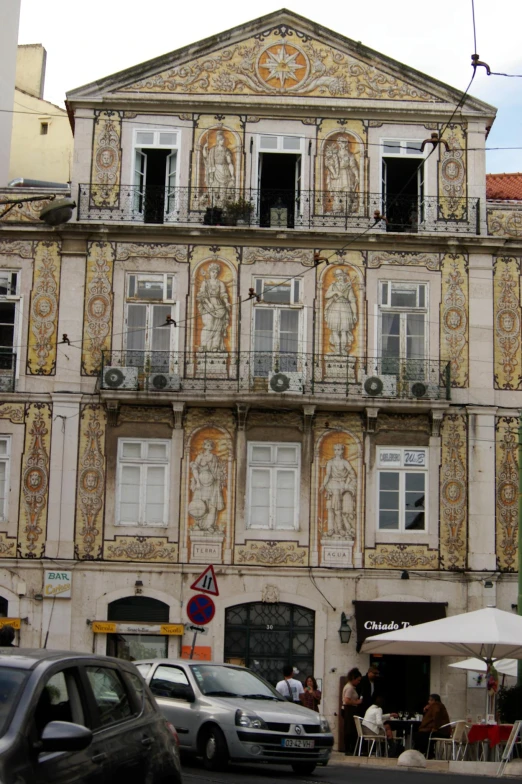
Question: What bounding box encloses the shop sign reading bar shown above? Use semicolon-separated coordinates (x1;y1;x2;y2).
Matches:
43;570;72;598
92;621;184;635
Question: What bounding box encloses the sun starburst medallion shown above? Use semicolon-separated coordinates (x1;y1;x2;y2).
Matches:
257;43;308;90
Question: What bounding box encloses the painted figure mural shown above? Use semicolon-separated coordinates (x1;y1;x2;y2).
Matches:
197;263;231;352
189;439;226;532
321;443;356;538
324;268;358;355
203;130;235;200
325;138;359;207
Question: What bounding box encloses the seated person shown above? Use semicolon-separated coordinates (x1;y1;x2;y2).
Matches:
383;721;405;758
362;696;397;736
413;693;450;757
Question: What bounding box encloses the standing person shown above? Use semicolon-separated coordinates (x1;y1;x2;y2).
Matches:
302;676;321;712
342;667;363;755
275;665;304;705
413;693;450;757
357;665;381;715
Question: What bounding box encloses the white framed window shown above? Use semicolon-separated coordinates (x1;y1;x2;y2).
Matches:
132;128;180;220
252;277;303;376
125;273;177;366
377;447;427;532
259;134;303;152
116;439;170;526
254;277;301;305
381;138;426;231
378;281;427;370
0;271;21;381
0;437;10;521
382;139;425;156
247;442;300;530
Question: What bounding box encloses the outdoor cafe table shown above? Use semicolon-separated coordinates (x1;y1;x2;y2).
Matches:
467;724;513;760
388;719;422;748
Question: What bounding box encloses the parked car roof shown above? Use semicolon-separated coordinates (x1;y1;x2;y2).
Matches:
0;648;131;669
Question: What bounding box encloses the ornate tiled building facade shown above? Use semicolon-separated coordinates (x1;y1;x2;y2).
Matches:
0;10;519;735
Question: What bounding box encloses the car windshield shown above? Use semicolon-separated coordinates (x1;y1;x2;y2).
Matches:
0;667;28;737
190;665;283;700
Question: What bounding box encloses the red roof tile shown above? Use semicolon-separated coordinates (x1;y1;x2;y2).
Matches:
486;173;522;201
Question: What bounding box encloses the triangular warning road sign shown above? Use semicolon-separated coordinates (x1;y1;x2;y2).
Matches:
190;565;219;596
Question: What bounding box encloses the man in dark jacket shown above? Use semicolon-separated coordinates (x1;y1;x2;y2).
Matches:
0;625;15;646
414;693;450;756
357;666;381;715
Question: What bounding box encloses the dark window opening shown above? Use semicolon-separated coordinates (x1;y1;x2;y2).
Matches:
382;158;424;232
370;653;430;715
106;596;170;661
259;153;301;228
136;148;170;224
0;597;7;617
107;595;169;622
40;122;48;136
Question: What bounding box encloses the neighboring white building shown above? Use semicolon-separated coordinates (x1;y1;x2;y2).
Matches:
0;10;521;748
0;0;20;186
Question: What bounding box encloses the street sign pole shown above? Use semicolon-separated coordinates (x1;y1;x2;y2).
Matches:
190;631;198;660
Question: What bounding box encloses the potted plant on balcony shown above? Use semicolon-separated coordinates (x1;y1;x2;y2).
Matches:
225;197;254;226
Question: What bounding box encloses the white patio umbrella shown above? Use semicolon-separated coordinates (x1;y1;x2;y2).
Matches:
361;607;522;663
449;657;517;678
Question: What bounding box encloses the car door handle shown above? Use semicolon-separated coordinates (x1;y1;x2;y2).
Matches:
92;752;108;764
142;737;153;748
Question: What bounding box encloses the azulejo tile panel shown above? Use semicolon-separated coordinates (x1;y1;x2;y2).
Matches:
493;257;522;390
122;25;440;101
439;413;468;570
366;544;438;569
0;403;25;558
235;540;308;565
89;110;123;208
27;241;61;376
438;123;467;220
81;242;115;376
74;404;107;560
18;403;52;558
104;536;178;562
487;210;522;238
440;254;468;388
495;417;518;571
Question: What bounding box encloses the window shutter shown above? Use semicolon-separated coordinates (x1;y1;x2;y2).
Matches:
119;465;141;522
250;468;270;527
145;465;166;524
275;469;296;529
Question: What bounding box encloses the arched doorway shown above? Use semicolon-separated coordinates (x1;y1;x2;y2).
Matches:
106;596;170;661
224;602;315;686
0;596;7;617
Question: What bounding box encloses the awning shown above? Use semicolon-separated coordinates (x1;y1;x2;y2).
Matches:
354;601;447;652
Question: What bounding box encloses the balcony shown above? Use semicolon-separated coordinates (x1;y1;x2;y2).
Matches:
77;185;480;235
100;351;450;401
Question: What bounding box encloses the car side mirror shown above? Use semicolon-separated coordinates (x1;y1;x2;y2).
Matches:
40;721;92;753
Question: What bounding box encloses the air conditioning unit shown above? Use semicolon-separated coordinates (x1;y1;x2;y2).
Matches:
362;374;397;397
268;371;303;394
103;366;138;390
409;381;439;399
147;372;181;391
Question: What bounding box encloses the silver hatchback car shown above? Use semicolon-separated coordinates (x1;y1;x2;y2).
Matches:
135;659;333;774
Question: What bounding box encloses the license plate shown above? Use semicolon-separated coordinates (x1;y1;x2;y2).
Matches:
282;738;315;749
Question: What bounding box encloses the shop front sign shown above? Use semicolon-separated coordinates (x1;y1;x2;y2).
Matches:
353;601;447;651
43;570;72;598
92;621;184;635
0;617;21;630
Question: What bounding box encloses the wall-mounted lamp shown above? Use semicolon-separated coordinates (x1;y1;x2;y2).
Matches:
135;580;143;595
401;570;410;580
484;580;494;588
33;593;43;602
338;612;352;644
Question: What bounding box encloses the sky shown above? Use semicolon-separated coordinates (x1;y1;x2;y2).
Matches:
16;0;522;173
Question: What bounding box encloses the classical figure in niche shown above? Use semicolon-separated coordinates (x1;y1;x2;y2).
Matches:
197;263;231;352
321;443;356;538
324;268;358;355
325;137;359;212
189;439;226;532
203;130;235;201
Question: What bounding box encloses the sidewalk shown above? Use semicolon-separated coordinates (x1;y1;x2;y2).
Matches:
330;751;522;777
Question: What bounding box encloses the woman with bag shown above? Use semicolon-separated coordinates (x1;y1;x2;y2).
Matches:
342;668;363;755
302;676;321;711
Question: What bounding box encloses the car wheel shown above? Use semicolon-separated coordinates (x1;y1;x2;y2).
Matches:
201;725;229;771
291;762;317;775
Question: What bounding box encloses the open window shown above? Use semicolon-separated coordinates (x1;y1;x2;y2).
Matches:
378;281;427;379
257;135;303;228
125;273;177;372
252;277;302;376
382;140;425;232
133;130;179;223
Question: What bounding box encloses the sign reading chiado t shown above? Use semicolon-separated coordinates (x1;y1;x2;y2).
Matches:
43;570;72;599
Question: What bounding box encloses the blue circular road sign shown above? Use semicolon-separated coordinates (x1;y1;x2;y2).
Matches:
187;593;215;625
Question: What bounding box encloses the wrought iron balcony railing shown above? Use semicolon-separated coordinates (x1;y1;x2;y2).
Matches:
0;352;17;392
78;185;480;234
100;351;450;401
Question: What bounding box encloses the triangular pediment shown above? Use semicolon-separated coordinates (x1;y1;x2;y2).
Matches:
67;10;494;114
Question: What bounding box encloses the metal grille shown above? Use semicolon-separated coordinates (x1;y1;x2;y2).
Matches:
224;602;315;687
